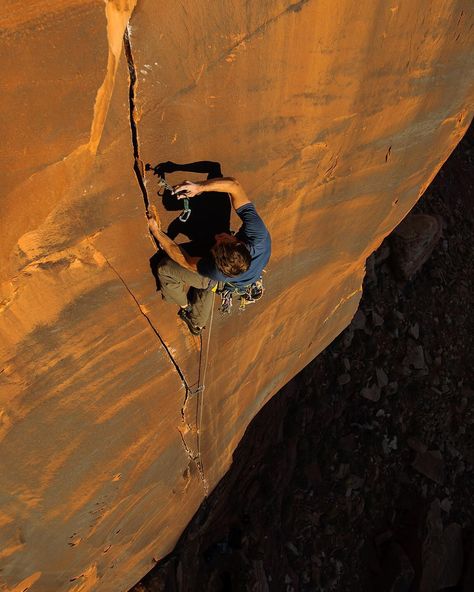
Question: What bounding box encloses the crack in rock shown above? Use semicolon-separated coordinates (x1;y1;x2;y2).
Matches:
123;25;149;213
122;26;208;492
179;390;210;494
102;254;190;391
178;425;209;496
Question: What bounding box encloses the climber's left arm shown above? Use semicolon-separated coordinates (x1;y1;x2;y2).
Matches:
147;218;200;272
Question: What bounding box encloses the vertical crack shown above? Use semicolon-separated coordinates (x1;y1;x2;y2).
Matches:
178;427;209;495
122;26;208;494
104;252;209;492
123;25;149;213
102;253;190;390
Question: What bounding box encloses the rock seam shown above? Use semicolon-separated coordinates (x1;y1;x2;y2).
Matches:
122;24;208;493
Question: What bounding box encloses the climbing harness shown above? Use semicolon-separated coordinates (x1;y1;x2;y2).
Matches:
217;277;265;314
145;163;191;222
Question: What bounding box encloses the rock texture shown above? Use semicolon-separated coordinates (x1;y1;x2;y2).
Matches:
137;130;474;591
0;2;472;592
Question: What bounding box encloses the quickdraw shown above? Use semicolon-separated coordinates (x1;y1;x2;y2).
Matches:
218;277;264;314
145;163;191;222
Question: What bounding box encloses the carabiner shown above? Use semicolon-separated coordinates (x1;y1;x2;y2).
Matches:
179;198;191;222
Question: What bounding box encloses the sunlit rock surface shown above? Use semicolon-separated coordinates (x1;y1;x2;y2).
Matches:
0;1;472;591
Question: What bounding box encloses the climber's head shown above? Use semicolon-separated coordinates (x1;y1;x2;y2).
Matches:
212;233;251;277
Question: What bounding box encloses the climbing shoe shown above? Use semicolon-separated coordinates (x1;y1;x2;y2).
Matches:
178;307;203;336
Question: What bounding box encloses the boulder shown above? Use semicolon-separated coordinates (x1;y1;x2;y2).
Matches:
390;214;443;280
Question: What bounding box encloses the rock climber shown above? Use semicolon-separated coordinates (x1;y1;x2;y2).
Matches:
147;176;271;335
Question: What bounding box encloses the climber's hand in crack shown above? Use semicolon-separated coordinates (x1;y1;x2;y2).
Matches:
147;205;161;234
147;217;160;236
172;181;203;199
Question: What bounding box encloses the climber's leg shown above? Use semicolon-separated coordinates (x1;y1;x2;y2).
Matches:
189;287;215;328
157;257;210;309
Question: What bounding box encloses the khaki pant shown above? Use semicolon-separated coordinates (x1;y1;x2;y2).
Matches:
157;257;215;327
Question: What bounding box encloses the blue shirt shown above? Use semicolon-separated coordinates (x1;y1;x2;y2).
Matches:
197;203;271;288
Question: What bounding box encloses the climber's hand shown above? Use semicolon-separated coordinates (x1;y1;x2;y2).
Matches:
148;217;161;235
173;180;202;199
147;205;162;234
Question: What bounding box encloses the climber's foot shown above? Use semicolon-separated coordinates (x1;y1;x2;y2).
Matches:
178;307;203;336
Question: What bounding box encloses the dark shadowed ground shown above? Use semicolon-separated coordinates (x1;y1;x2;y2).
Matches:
131;124;473;592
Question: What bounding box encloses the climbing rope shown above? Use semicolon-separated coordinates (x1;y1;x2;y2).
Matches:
193;275;266;474
194;291;215;488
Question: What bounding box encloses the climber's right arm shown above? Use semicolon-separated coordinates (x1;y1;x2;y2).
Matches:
173;177;251;211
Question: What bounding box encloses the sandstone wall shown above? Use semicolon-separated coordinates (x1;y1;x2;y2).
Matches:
0;1;472;591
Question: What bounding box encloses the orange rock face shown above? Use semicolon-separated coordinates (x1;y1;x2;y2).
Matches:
0;1;472;591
